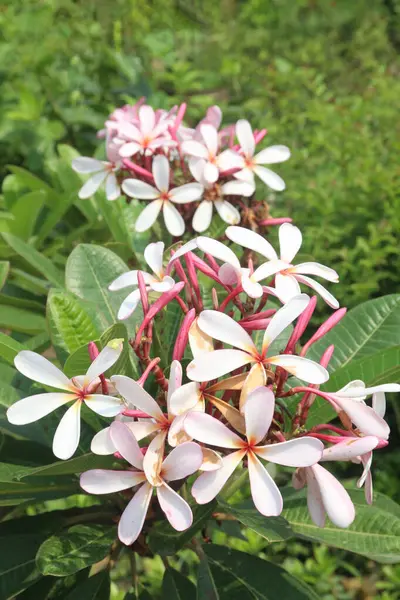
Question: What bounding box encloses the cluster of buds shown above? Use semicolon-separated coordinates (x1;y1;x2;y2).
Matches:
7;220;399;546
71;100;291;235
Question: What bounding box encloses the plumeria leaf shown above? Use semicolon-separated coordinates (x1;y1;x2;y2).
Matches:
148;501;216;556
197;555;220;600
62;571;110;600
204;545;319;599
36;524;116;576
0;261;10;290
217;500;293;543
0;306;46;335
0;332;26;364
162;568;196;600
282;487;400;560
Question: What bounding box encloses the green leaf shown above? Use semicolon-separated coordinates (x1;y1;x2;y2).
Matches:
0;305;46;334
0;478;79;506
8;190;46;240
64;571;111;600
96;191;136;250
14;453;118;481
7;166;53;194
36;524;116;576
282;487;400;561
0;260;10;290
305;294;400;370
204;545;319;599
307;345;400;426
0;331;25;364
2;232;64;287
197;556;220;600
162;568;196;600
65;243;142;334
47;289;101;354
217;501;293;543
148;501;217;556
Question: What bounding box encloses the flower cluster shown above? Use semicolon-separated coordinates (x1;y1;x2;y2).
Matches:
7;220;399;545
71;101;290;235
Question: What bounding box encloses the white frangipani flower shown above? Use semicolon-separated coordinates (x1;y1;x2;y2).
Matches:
81;421;203;545
72;140;122;201
233;119;290;191
7;343;125;460
108;241;175;320
226;224;340;307
122;155;203;236
189;158;254;232
187;296;329;409
181;124;241;184
184;386;323;515
117;105;175;157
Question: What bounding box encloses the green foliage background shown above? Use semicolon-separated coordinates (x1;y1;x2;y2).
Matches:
1;0;400;598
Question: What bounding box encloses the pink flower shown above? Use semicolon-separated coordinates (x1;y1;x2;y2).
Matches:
184;386;323;515
233;119;290;191
226;224;339;307
122;155;203;236
187;297;329;409
109;241;175;320
81;421;203;545
116;105;175;157
7;343;124;460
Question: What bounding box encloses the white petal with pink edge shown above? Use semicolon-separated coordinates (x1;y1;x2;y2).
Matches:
294;275;339;309
309;464;355;528
161;442;203;481
53;400;81;460
191;450;246;504
267;354;329;384
144;241;164;277
111;375;164;420
181;140;209;159
14;350;72;391
118;482;153;545
321;436;379;461
255;437;323;466
184;411;243;449
187;349;254;381
157;483;193;531
7;393;73;425
331;396;390;440
305;467;326;527
200;124;219;155
289;262;339;282
262;294;309;352
143;431;167;485
248;452;283;516
85;342;123;386
139;105;155;135
80;469;145;494
197;310;255;353
117;288;143;320
110;421;144;469
243;386;275;444
196;236;241;270
84;394;124;418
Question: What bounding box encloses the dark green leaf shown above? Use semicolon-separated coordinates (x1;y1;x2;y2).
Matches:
0;260;10;290
64;571;110;600
162;568;196;600
197;555;220;600
217;501;293;543
0;331;25;364
0;304;46;334
8;190;46;240
36;525;116;576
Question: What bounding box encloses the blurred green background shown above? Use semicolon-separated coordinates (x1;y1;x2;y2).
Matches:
1;0;400;597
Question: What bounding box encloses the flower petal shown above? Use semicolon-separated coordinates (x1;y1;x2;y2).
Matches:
321;436;379;461
157;483;193;531
188;317;214;358
309;464;355;528
135;200;163;232
139;105;155;135
305;468;326;527
150;276;175;292
127;421;161;441
167;359;183;409
197;310;255;353
253;166;285;191
111;375;164;420
118;141;142;157
267;354;329;384
72;157;104;173
91;427;115;455
144;241;164;277
80;469;145;494
7;393;73;425
248;452;283;516
295;275;339;309
191;450;246;503
152;155;169;192
105;173;120;201
118;482;153;545
196;236;241;270
262;294;310;353
192;200;213;233
279;223;302;263
239;362;266;412
161;442;203;481
221;180;255;197
110;421;144;469
109;270;153;291
236;119;255;156
169;183;204;204
117;288;143;320
206;395;246;434
184;411;243;449
217;149;244;171
332;396;390;439
14;351;72;391
168;381;201;416
241;274;263;299
181;140;209;159
203;162;219;183
372;392;386;418
225;226;278;260
274;273;302;303
122;179;159;200
255;437;323;466
214;200;241;226
163;202;185;237
53;400;81;460
187;349;254;381
255;145;291;165
243;386;275;444
143;431;167;485
200;124;218;155
289;262;339;283
85;341;123;385
252;260;288;283
78;171;107;199
200;448;223;471
84;394;124;417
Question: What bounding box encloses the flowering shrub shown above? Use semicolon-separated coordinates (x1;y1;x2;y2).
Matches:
1;101;400;598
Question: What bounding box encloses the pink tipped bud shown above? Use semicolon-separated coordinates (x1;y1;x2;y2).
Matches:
253;128;268;144
240;318;272;331
137;357;161;386
259;217;293;226
185;252;201;303
319;344;335;369
301;308;347;356
285;296;317;352
241;309;276;322
122;409;152;418
376;438;389;449
137;271;149;315
88;341;100;361
173;308;196;361
174;102;187;131
212;288;219;310
191;255;223;285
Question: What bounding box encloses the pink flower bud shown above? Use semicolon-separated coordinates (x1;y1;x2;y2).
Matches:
134;282;185;347
88;341;100;361
301;308;347;356
285;296;317;352
173;308;196;361
259;217;293;226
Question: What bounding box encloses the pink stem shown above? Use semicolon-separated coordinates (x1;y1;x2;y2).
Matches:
253;129;267;144
122;158;154;182
137;271;149;315
173;308;196;361
88;341;108;395
259;217;293;226
137;357;161;386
